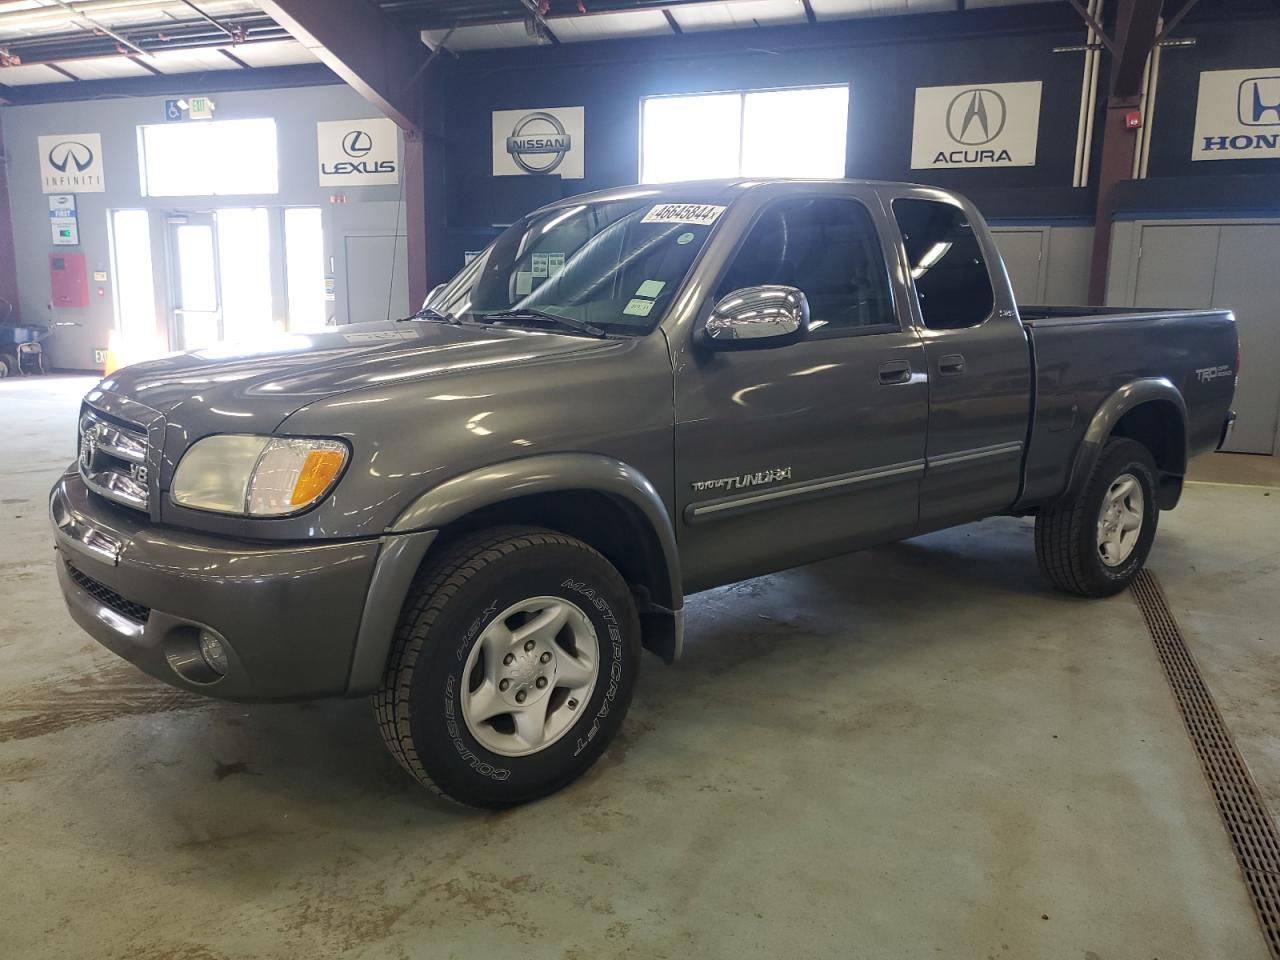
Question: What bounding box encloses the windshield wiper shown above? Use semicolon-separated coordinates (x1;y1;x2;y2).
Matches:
476;308;607;339
397;305;461;325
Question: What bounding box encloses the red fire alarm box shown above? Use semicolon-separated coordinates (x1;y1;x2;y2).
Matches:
50;252;89;308
1125;110;1143;130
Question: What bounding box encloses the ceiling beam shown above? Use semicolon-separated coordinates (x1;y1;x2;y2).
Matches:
1110;0;1165;98
257;0;426;133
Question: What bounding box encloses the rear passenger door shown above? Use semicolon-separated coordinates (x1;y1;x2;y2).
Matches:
674;188;928;592
887;193;1032;530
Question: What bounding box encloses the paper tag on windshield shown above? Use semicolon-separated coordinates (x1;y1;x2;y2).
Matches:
547;253;565;276
531;253;548;278
515;271;533;295
635;279;665;298
623;298;655;317
641;203;725;226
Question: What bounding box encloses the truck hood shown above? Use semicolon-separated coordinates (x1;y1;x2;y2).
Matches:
91;320;606;436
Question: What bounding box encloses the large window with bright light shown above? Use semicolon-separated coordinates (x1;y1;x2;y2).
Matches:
109;209;159;357
284;207;327;332
138;118;279;196
641;85;849;184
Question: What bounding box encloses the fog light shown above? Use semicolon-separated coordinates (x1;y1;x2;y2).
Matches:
198;630;228;676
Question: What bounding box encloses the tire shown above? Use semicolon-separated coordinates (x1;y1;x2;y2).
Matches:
374;526;641;808
1035;438;1160;598
0;353;16;379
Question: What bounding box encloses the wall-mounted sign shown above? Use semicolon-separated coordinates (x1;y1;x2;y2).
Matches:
1192;69;1280;161
318;117;400;186
911;82;1042;169
49;194;78;245
164;99;183;122
492;106;585;179
38;133;105;193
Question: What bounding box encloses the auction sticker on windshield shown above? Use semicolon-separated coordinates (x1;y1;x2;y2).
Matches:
641;203;726;226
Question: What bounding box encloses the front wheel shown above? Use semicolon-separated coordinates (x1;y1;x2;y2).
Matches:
1035;438;1160;598
374;527;640;807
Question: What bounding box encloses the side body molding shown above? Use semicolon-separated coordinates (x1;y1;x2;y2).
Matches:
1064;377;1189;505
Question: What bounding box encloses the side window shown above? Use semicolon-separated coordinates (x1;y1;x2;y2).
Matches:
715;197;896;334
892;198;995;330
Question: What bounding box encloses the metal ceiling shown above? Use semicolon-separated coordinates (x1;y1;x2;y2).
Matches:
0;0;1066;85
0;1;310;82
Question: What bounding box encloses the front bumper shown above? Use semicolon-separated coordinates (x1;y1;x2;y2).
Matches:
51;470;386;701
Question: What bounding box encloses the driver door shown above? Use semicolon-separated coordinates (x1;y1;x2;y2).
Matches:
673;188;928;592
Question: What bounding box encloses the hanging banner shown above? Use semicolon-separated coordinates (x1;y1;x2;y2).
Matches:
318;118;400;186
1192;69;1280;161
492;106;585;179
39;133;105;193
911;82;1042;169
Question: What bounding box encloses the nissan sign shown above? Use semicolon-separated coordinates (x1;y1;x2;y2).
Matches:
493;106;585;179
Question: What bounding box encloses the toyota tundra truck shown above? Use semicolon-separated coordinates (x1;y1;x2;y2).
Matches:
51;179;1238;807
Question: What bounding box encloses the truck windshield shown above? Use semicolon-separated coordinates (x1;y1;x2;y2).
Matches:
427;198;722;336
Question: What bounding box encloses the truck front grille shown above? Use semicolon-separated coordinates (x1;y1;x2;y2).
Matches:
64;560;151;625
78;408;150;512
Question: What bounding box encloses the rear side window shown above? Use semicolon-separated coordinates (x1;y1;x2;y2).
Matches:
892;198;994;330
715;197;896;334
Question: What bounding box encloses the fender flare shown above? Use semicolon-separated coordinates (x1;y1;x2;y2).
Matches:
387;455;680;608
1063;377;1189;503
346;454;683;694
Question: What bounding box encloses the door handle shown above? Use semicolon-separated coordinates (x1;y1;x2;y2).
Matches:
878;359;912;385
938;354;966;376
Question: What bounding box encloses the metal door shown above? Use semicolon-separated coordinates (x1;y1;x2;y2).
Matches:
1210;224;1280;455
167;213;222;350
991;228;1046;303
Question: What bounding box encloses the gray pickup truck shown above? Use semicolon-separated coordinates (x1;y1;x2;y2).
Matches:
51;179;1237;807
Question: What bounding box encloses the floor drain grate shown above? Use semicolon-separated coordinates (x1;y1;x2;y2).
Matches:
1131;569;1280;959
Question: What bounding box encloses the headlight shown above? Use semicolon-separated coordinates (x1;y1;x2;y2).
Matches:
171;435;348;517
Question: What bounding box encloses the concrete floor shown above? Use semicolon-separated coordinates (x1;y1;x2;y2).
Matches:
1;374;1276;959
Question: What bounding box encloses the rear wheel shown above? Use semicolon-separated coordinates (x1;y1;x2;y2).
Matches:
374;526;640;807
0;353;16;378
1035;438;1160;597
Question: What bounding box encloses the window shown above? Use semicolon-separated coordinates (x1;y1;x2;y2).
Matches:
429;197;719;335
285;207;327;332
641;86;849;184
892;198;994;330
215;208;273;342
715;197;896;334
139;118;279;196
109;209;158;354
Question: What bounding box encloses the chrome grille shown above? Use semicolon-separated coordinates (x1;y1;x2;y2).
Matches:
79;408;150;511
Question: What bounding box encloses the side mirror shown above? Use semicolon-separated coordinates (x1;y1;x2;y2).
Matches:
422;283;446;308
701;285;810;350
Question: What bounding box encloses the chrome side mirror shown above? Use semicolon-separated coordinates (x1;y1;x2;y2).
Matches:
701;285;810;350
422;283;446;308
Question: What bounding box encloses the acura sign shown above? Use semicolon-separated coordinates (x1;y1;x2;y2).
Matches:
912;81;1042;169
38;133;105;193
1192;69;1280;160
493;106;584;179
317;117;399;186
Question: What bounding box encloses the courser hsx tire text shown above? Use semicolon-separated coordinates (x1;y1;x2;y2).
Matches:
374;526;640;807
1035;437;1160;598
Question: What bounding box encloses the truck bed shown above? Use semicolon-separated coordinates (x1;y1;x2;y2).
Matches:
1015;304;1237;508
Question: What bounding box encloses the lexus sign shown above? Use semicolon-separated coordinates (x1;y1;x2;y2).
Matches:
38;133;105;193
911;81;1042;169
317;117;400;186
492;106;585;179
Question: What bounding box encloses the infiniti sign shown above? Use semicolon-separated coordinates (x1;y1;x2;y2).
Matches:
39;132;105;192
48;141;95;173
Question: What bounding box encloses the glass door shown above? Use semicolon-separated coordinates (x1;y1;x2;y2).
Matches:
168;213;222;350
